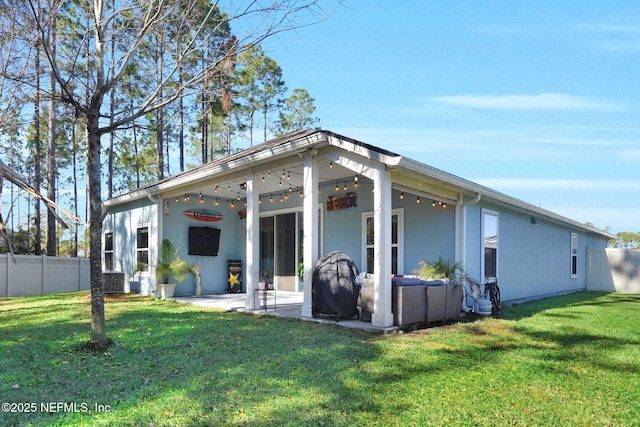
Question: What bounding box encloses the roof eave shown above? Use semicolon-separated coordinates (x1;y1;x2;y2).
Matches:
398;157;615;239
103;130;329;207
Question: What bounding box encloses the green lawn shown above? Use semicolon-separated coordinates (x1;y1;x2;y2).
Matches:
1;291;638;426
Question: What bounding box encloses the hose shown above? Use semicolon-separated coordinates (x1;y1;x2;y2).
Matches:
483;278;502;316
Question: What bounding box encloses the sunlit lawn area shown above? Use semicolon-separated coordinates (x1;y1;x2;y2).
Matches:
1;290;638;426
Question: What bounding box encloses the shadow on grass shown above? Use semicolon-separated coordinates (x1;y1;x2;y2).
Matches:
1;296;387;426
106;303;389;425
2;291;639;426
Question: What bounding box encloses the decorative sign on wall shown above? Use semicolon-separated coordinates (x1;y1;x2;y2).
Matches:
326;192;357;211
183;209;223;222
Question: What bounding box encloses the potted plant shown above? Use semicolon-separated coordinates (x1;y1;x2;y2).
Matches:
414;254;464;284
155;239;190;299
128;261;146;293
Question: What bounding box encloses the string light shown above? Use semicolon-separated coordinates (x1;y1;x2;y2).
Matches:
416;196;421;204
329;161;333;168
400;191;404;200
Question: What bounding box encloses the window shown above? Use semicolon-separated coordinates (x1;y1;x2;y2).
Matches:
104;232;114;271
571;233;578;278
362;209;403;275
137;226;149;271
482;210;499;279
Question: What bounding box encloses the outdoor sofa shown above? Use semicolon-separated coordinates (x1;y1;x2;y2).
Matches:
358;275;462;327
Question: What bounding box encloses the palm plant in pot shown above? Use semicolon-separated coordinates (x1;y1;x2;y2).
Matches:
414;254;464;284
155;239;190;299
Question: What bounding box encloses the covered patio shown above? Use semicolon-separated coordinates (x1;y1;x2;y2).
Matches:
170;291;398;333
155;129;464;329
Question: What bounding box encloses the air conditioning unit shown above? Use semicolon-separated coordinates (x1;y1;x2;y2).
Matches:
103;272;125;294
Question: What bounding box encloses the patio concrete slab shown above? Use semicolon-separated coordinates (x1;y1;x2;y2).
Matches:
170;291;398;333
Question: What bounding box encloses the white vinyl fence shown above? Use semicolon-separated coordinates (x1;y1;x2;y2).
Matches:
587;247;640;294
0;254;90;298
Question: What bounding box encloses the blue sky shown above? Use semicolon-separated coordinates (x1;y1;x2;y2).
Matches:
260;1;640;234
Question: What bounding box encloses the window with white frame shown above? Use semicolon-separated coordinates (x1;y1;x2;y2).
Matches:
482;209;499;280
104;231;114;271
362;209;403;275
571;233;578;278
137;226;149;272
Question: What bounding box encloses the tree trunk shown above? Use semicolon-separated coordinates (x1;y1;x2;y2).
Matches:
71;120;78;257
33;44;42;255
86;109;108;346
155;39;165;180
179;90;185;172
132;105;140;188
156;107;164;179
107;0;115;199
46;3;57;256
46;90;56;255
107;86;115;198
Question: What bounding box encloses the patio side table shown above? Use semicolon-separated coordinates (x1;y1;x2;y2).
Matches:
254;288;276;311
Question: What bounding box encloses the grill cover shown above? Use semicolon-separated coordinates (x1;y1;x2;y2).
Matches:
312;251;361;319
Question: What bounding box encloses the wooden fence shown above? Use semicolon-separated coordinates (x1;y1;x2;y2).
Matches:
0;254;90;298
587;247;640;294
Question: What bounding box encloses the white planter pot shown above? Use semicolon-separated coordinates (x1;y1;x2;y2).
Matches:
157;283;176;299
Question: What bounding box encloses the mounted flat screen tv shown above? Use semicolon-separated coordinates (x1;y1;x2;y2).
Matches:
188;226;221;256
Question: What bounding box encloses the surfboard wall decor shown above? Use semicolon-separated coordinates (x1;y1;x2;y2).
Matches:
183;209;223;222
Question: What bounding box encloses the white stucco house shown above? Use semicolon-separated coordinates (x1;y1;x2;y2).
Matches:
102;129;613;328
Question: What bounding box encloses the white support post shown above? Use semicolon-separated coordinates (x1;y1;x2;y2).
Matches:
302;151;319;318
245;170;260;310
371;164;394;327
